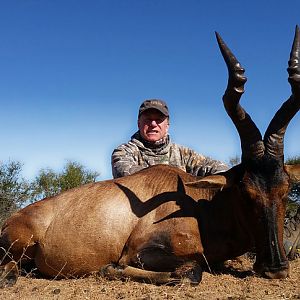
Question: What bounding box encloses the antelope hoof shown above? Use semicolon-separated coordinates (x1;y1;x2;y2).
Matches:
171;263;203;286
0;262;19;288
99;263;123;280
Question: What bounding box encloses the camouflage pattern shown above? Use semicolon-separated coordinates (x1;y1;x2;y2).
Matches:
111;132;228;178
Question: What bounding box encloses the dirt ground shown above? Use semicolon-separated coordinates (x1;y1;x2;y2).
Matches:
0;257;299;300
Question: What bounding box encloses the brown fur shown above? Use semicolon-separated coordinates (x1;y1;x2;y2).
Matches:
0;163;296;283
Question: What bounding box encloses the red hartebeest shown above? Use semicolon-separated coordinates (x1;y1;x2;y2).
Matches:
0;27;300;286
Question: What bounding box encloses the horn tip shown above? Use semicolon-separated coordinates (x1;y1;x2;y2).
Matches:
293;25;300;45
294;25;299;36
215;31;223;46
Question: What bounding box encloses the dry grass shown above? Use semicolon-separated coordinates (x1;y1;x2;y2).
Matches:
0;257;299;300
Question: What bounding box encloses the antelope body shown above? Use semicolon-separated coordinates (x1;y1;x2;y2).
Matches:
1;27;300;286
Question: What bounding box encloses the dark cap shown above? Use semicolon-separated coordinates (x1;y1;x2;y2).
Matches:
138;99;169;117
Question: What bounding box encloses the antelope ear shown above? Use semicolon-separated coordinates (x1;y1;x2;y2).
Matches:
185;165;242;190
185;174;228;189
285;164;300;181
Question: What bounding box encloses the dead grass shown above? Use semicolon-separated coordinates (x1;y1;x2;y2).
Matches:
0;257;299;300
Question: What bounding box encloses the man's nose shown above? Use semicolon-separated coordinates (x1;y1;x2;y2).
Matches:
150;120;158;126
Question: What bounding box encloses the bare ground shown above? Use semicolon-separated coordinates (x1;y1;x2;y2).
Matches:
0;257;299;300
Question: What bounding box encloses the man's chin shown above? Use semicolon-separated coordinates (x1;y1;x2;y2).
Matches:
144;135;160;142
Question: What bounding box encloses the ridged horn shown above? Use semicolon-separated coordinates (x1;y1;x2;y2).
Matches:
264;25;300;158
216;32;265;160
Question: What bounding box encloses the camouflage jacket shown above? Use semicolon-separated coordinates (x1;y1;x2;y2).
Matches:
111;132;228;178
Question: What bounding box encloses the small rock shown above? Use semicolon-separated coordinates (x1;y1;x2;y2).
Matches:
52;288;61;295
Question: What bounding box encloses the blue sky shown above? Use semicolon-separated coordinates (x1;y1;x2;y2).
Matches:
1;0;300;180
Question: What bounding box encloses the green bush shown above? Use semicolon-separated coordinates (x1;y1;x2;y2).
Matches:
30;161;100;202
0;160;100;226
0;161;30;225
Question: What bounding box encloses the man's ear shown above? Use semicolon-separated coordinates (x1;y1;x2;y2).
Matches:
137;117;141;130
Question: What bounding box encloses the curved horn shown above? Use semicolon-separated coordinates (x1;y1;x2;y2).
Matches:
264;25;300;158
216;32;265;160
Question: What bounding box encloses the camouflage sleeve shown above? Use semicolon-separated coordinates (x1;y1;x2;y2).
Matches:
111;144;145;178
180;146;229;176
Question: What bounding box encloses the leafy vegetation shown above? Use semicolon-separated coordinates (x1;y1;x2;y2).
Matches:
0;160;99;226
0;161;30;225
30;161;100;202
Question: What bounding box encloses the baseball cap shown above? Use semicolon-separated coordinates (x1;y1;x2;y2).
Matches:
138;99;169;117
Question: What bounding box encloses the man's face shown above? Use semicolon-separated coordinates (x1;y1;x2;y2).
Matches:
138;109;169;143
